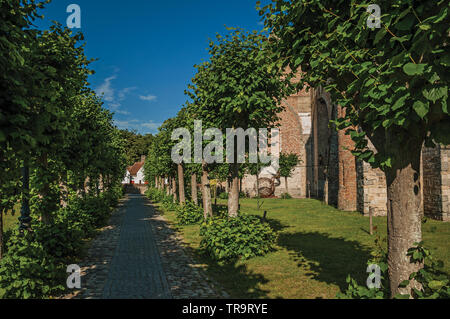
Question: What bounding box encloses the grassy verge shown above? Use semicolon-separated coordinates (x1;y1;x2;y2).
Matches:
158;198;450;299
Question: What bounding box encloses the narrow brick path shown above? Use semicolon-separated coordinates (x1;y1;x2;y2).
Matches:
67;194;226;299
101;194;171;298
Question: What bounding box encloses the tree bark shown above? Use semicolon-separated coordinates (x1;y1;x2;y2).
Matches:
201;161;212;219
166;176;170;195
228;162;240;217
191;173;198;205
385;145;423;298
172;177;178;203
40;153;52;225
285;176;289;195
178;164;186;205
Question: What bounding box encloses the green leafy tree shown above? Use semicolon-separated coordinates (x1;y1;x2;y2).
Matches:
262;0;449;296
187;28;293;217
279;153;300;195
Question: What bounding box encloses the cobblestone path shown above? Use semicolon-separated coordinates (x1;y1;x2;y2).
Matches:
67;194;226;299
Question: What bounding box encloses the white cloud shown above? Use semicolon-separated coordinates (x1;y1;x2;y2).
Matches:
114;119;162;134
96;75;117;102
139;94;157;102
95;74;137;115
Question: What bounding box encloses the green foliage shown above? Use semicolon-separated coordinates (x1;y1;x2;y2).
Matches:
146;187;166;202
337;232;389;299
0;231;66;299
239;191;249;198
119;129;153;166
280;193;292;199
218;192;229;200
279;153;300;178
262;0;450;168
337;235;449;299
161;195;179;211
33;219;85;263
199;214;277;263
175;201;203;225
400;242;450;299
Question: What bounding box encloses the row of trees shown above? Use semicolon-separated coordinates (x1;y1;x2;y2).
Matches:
144;0;449;298
0;0;127;258
144;28;297;220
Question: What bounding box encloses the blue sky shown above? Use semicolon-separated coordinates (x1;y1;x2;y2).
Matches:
35;0;269;135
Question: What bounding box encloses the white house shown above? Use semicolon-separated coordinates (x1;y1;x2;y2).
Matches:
122;155;146;184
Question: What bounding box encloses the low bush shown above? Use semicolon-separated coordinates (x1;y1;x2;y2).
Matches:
175;201;203;225
0;231;66;299
280;193;292;199
161;194;179;211
146;188;165;202
218;192;228;199
337;234;450;299
200;214;277;263
0;188;122;299
33;219;85;263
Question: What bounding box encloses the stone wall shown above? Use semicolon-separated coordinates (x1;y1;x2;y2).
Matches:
441;146;450;221
422;145;450;221
357;160;387;216
239;84;448;222
336;106;358;211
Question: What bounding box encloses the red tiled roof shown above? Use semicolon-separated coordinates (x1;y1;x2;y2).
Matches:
127;161;144;176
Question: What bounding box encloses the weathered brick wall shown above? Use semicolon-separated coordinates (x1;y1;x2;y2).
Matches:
336;106;358;211
241;88;312;198
357;161;388;216
240;85;448;222
355;139;388;216
441;146;450;221
422;145;449;221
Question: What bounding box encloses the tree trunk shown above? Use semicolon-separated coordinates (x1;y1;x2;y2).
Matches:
228;162;240;217
166;176;170;195
191;173;198;205
40;153;52;225
385;145;423;298
178;164;185;205
285;176;289;195
201;161;212;219
172;177;178;203
155;176;158;189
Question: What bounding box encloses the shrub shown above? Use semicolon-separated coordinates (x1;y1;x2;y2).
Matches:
239;191;248;198
337;235;450;299
146;188;165;202
175;201;203;225
33;219;85;263
200;214;277;263
0;231;66;299
218;192;228;199
161;194;179;211
280;193;292;199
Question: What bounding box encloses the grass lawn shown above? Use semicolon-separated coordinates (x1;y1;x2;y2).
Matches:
0;204;20;298
2;204;20;232
160;198;450;299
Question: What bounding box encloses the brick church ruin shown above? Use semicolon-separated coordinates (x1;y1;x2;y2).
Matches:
241;87;450;221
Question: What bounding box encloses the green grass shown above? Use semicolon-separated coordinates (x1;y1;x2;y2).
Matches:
2;204;20;232
160;198;450;299
0;204;20;298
